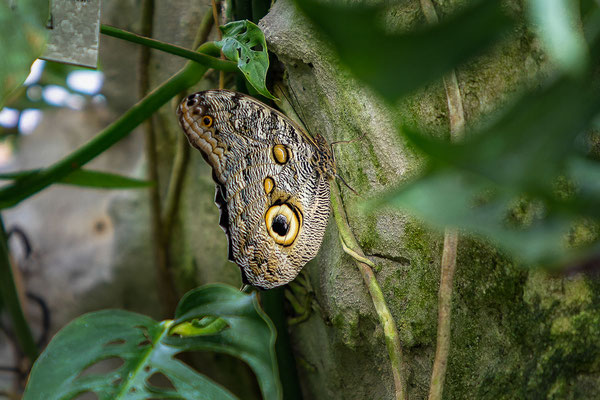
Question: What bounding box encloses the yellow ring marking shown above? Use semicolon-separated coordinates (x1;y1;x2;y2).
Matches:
265;204;299;246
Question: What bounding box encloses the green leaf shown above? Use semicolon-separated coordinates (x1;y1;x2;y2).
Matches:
216;20;276;100
0;0;49;108
169;285;281;400
371;168;574;264
527;0;589;76
59;169;152;188
0;168;152;189
294;0;513;102
24;284;282;400
369;75;600;265
402;77;600;196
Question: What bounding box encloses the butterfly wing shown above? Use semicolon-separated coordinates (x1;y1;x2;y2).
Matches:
177;89;333;289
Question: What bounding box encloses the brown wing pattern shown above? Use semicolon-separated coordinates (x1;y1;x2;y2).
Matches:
177;89;335;289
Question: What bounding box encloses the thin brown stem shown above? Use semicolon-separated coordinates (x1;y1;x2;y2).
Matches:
139;0;178;316
332;186;407;400
275;87;408;399
211;0;225;89
419;1;465;400
428;228;458;400
163;9;214;238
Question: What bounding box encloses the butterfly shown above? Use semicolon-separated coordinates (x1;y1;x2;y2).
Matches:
177;89;336;289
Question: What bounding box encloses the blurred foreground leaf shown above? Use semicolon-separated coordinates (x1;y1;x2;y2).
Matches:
371;75;600;264
0;0;49;107
294;0;513;102
216;20;276;100
0;168;151;189
24;284;281;400
527;0;589;75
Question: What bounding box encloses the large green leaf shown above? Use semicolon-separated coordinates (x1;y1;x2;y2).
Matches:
23;284;282;400
294;0;513;102
216;20;276;100
0;0;49;107
0;168;152;189
370;75;600;264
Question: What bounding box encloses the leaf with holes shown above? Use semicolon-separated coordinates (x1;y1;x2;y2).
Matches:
216;20;276;100
23;284;282;400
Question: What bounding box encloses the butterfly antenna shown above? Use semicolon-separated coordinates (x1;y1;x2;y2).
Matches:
240;284;252;293
279;81;315;135
335;173;359;196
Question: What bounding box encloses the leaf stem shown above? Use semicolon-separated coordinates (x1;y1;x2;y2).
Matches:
331;185;408;400
210;0;226;89
138;0;177;316
419;1;465;400
0;44;216;209
0;216;38;361
100;25;238;72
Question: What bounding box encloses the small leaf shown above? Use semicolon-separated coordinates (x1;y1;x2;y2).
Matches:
0;0;49;107
0;169;152;189
216;20;276;100
24;284;282;400
294;0;513;102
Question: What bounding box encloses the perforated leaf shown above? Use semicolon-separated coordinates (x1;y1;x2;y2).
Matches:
24;285;281;400
216;20;276;99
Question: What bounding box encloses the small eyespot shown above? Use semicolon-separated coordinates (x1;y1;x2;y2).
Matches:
272;144;289;165
265;203;300;246
201;115;213;128
186;99;197;107
263;177;275;194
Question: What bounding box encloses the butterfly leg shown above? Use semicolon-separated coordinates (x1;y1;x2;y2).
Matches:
284;271;318;325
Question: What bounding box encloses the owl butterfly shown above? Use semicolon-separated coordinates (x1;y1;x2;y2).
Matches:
177;89;336;289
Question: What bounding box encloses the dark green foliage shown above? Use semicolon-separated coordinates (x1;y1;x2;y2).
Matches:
217;20;276;99
295;0;512;102
24;285;281;400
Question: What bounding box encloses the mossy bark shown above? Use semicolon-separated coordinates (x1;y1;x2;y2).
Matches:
254;0;600;399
